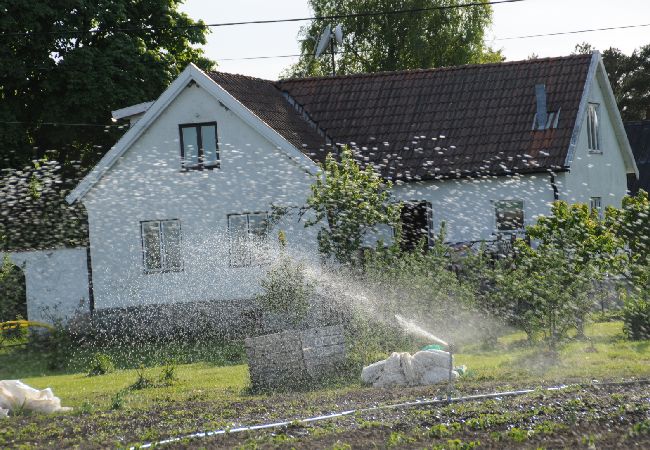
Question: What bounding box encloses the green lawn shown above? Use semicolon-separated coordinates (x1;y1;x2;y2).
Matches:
1;321;649;448
2;321;648;412
455;321;650;383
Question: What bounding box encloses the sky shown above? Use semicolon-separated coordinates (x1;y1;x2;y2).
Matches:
178;0;650;80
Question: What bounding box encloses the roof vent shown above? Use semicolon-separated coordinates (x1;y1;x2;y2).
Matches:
535;84;548;130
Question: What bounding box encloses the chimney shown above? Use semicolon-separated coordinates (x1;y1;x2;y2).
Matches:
535;84;548;130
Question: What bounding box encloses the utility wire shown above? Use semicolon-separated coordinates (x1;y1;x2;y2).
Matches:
0;121;123;128
0;0;523;38
215;22;650;61
495;22;650;41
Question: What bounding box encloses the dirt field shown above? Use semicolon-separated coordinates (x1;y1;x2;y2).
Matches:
4;379;650;449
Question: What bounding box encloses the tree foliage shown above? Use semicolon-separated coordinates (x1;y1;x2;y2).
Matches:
284;0;500;78
0;160;87;251
574;42;650;120
527;201;626;276
0;0;214;178
305;146;400;265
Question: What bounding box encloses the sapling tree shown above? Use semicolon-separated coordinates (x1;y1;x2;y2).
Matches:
607;191;650;339
526;201;626;338
305;146;401;266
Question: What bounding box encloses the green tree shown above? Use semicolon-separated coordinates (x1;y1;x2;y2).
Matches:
305;146;400;265
526;201;625;339
0;0;214;177
574;42;650;120
608;190;650;263
527;201;626;276
284;0;500;78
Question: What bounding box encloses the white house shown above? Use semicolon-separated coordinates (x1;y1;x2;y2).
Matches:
57;51;636;319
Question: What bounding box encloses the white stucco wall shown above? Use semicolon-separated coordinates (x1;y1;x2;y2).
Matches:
391;173;556;243
82;59;632;311
3;248;90;324
557;66;630;208
83;83;321;310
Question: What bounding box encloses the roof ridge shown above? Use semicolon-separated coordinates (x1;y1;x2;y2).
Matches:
277;53;593;83
208;70;274;84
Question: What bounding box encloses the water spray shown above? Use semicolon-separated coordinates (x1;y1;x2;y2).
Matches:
394;314;454;401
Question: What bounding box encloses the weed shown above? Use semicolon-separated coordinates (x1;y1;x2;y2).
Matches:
432;440;481;450
507;427;531;442
159;361;178;385
129;366;155;390
428;422;461;438
386;431;416;447
329;441;352;450
111;390;125;410
629;419;650;437
76;401;94;415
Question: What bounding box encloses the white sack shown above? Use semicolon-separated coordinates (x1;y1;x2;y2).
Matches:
0;380;72;415
361;350;458;388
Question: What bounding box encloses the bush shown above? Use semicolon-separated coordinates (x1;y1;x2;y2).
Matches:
257;256;313;326
623;295;650;340
87;352;115;376
0;255;26;323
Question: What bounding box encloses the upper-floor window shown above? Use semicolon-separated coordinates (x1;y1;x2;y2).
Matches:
179;122;219;170
587;103;600;151
228;212;269;267
495;200;524;232
141;219;183;273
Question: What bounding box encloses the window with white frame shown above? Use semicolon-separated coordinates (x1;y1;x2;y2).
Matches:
495;200;524;232
590;197;603;218
179;122;219;169
587;103;600;151
228;212;269;267
141;219;182;273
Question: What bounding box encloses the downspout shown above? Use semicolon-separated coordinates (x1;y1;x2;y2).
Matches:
86;246;95;315
550;173;559;201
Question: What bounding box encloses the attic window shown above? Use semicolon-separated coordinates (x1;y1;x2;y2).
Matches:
179;122;220;170
587;103;601;151
531;109;561;130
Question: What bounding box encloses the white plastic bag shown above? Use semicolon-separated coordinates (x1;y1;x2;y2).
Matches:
361;350;458;388
0;380;72;415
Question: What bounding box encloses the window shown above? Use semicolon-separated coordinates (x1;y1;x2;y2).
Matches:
141;219;182;273
179;122;219;169
587;103;600;151
399;201;433;251
495;200;524;232
590;197;603;218
228;212;269;267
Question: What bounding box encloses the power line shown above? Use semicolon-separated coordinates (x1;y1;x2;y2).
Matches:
495;22;650;41
1;121;123;128
0;0;523;38
214;21;650;62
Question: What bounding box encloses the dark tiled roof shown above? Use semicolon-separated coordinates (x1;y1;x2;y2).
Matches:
277;54;593;180
625;120;650;194
207;71;329;163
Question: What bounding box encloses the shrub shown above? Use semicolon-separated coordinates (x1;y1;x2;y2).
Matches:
257;256;313;326
623;295;650;340
87;352;115;376
0;255;26;323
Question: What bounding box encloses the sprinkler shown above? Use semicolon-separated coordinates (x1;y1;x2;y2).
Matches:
394;314;455;400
